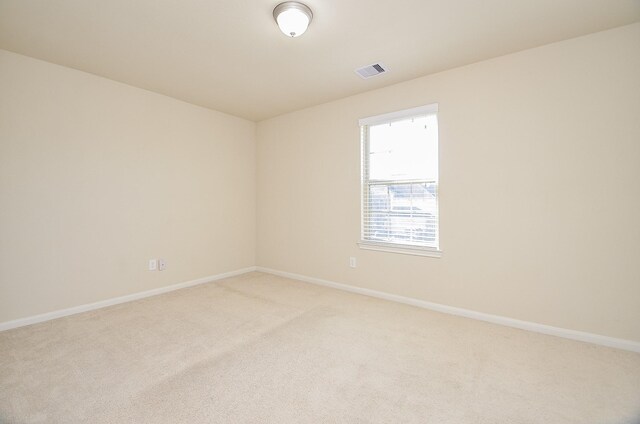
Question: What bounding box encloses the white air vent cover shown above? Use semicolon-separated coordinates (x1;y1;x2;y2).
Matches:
355;62;388;79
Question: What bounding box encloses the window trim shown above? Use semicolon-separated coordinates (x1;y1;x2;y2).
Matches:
358;103;439;126
359;103;442;258
357;240;443;258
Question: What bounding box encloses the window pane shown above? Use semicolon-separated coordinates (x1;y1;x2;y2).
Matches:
368;114;438;181
364;182;438;246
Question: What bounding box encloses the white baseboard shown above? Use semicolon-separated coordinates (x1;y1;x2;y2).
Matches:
256;266;640;353
0;266;257;332
4;265;638;353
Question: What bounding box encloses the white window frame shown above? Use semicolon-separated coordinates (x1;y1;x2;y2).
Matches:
358;104;442;258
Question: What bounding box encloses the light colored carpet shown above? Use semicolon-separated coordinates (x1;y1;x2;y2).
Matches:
1;272;639;423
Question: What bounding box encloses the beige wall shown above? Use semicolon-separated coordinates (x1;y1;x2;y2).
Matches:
256;24;640;342
0;50;256;323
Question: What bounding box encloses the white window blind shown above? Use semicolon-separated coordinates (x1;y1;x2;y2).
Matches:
360;104;440;255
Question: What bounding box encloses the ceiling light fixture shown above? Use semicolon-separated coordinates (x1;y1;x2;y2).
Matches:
273;2;313;38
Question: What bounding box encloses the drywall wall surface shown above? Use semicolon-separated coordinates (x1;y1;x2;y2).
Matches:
0;49;256;323
256;24;640;342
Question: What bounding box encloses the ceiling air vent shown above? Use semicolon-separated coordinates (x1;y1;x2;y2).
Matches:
355;62;388;79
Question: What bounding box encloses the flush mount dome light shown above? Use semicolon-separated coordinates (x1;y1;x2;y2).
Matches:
273;1;313;37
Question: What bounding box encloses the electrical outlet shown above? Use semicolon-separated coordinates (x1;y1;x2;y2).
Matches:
148;259;157;271
158;258;167;271
349;257;357;268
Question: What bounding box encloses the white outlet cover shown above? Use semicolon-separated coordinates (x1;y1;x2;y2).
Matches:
148;259;157;271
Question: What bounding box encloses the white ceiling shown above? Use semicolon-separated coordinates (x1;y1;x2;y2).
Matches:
1;0;638;121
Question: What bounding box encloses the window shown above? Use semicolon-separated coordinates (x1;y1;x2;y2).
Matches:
359;104;441;257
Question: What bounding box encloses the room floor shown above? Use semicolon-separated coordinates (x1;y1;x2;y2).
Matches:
1;272;639;423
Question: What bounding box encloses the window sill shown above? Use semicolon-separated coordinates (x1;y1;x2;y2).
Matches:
357;241;443;258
